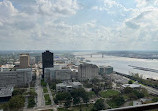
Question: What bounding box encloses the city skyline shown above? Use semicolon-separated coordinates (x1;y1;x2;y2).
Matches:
0;0;158;50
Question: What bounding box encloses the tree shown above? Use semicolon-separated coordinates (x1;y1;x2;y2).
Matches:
92;99;105;111
128;80;133;84
152;97;158;102
12;89;26;96
28;97;36;108
71;88;89;105
108;95;125;108
50;83;56;90
123;87;133;94
8;95;25;110
133;90;144;99
113;96;125;106
73;97;80;105
55;92;71;105
92;86;101;96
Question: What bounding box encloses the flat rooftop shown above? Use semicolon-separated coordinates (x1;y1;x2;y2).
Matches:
0;86;14;97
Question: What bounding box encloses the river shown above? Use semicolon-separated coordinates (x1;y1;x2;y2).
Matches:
74;52;158;79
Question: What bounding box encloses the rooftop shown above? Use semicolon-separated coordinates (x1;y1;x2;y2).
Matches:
122;84;141;88
0;86;14;97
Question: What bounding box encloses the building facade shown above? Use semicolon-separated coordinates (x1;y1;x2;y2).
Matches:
0;86;13;103
99;66;113;75
42;50;54;78
56;82;83;92
0;68;32;87
44;67;72;82
20;54;30;68
78;63;99;81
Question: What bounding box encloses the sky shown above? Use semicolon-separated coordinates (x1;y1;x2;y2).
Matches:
0;0;158;51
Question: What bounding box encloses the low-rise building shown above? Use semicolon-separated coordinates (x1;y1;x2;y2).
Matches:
44;67;72;82
56;82;83;92
0;68;32;87
122;84;141;89
0;64;15;72
99;66;113;75
0;86;14;103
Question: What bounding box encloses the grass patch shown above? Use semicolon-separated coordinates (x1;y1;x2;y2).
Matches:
41;79;47;87
107;100;118;108
51;90;55;97
44;94;51;105
99;89;119;98
129;101;133;106
30;87;35;92
88;91;96;98
43;87;48;93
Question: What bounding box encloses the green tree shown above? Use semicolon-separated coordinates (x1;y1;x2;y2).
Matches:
128;80;133;84
55;92;71;105
92;99;105;111
92;86;101;96
12;88;26;96
50;83;56;90
8;95;25;110
133;90;144;99
123;87;133;94
28;97;36;108
152;97;158;102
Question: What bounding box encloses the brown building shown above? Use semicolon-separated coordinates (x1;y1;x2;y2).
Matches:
20;54;30;68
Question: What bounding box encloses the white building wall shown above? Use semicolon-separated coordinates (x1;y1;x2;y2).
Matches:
78;64;99;80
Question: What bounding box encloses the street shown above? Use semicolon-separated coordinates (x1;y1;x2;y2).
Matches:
35;64;45;107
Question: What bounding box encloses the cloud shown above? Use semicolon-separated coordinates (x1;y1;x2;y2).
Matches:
0;0;158;50
0;0;17;23
36;0;79;16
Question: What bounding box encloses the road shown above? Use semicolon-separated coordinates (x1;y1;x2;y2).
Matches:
24;64;57;111
35;64;45;107
141;85;158;95
115;72;158;95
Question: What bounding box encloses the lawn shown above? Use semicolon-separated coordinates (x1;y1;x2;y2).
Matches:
107;99;118;108
43;87;48;93
88;91;96;98
58;104;94;111
44;94;51;105
51;90;55;97
30;87;35;92
99;89;120;98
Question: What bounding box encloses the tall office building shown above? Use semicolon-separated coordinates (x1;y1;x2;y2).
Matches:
78;63;99;81
20;54;30;68
42;50;54;78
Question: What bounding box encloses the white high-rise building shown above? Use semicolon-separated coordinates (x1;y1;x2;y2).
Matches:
78;63;99;81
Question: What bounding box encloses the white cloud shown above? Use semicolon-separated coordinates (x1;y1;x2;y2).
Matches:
0;0;18;23
0;0;158;50
36;0;79;16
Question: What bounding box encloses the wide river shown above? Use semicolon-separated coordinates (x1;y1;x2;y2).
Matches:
74;52;158;80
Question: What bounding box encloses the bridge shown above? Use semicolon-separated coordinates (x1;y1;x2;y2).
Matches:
75;53;104;58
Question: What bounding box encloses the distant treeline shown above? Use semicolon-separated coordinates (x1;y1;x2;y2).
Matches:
115;72;158;89
99;51;158;59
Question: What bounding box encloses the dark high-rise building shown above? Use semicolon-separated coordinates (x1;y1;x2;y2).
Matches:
42;50;54;78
